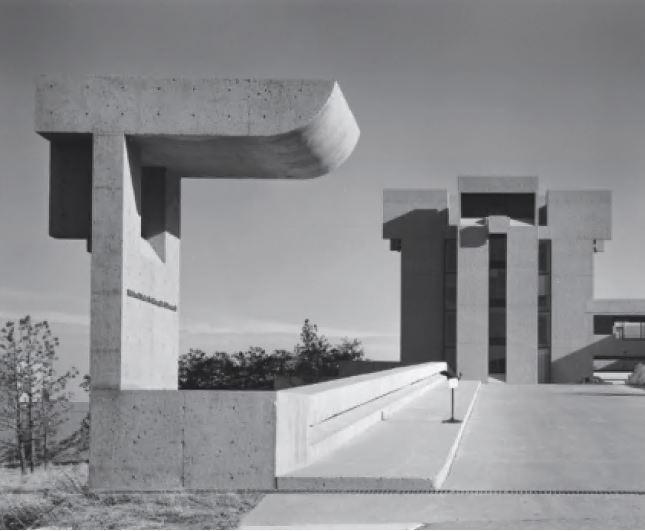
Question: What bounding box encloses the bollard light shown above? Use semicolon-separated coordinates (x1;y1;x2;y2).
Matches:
440;368;462;424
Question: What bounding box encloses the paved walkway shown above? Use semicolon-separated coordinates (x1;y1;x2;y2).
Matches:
241;384;645;529
240;492;645;529
279;380;480;491
444;384;645;491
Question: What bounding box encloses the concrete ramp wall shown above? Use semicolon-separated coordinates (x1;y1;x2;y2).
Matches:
275;362;446;475
90;362;447;491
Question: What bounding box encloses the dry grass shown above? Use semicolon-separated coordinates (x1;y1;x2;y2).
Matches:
0;465;263;529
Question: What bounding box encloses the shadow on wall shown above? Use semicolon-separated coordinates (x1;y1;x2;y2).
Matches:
383;208;448;240
551;335;645;383
459;225;487;248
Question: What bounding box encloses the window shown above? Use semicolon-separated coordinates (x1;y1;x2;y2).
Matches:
489;270;506;307
460;193;535;223
489;310;506;346
538;312;551;347
538;274;550;311
594;315;645;339
614;321;645;340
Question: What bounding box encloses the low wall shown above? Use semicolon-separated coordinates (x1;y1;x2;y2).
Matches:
275;361;446;475
90;362;446;490
90;390;277;490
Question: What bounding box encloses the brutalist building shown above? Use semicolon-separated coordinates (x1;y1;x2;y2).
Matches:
384;176;645;383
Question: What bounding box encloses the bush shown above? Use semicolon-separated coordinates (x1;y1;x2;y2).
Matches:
627;363;645;386
178;319;365;390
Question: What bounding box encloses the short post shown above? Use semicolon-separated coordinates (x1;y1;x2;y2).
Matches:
440;368;462;424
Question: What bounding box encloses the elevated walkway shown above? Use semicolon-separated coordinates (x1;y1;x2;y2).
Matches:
277;379;480;491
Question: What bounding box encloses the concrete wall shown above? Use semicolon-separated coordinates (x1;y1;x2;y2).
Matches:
383;190;448;365
547;190;610;382
506;226;538;383
275;362;446;475
90;364;446;490
457;225;489;382
90;390;277;490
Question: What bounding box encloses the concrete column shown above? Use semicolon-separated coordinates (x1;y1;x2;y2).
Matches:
550;238;594;382
400;237;444;365
506;226;538;383
90;134;181;391
457;225;489;382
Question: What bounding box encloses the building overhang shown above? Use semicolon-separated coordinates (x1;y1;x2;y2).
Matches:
587;299;645;315
36;75;360;179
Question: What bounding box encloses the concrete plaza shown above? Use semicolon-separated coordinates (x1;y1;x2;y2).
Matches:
444;383;645;491
242;384;645;529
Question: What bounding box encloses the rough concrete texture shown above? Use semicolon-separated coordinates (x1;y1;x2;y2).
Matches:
39;76;360;491
37;75;359;181
457;225;489;382
277;380;480;491
443;384;645;490
90;135;180;391
275;362;446;475
506;226;538;383
90;390;184;490
90;390;277;490
183;391;277;490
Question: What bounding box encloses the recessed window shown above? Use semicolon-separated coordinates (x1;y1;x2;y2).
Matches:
594;315;645;338
614;321;645;340
538;312;551;347
461;193;535;223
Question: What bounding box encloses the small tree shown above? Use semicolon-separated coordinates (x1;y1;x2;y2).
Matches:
56;374;90;461
294;319;365;382
0;316;77;472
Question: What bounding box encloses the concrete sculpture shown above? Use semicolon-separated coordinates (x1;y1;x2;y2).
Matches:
36;76;359;489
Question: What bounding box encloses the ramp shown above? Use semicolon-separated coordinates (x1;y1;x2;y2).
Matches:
277;380;480;491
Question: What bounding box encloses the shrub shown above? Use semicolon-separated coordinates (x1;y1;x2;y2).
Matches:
627;363;645;386
178;319;365;390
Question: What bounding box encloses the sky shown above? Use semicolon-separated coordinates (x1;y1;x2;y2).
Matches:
1;0;645;398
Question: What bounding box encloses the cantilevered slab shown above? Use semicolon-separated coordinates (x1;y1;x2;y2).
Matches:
36;76;359;239
36;75;359;179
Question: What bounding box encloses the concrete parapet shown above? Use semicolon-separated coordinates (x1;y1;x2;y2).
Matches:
90;363;448;491
275;362;447;475
276;380;481;492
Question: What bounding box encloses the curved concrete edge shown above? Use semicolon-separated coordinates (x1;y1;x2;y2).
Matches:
432;381;481;490
36;75;359;179
294;82;360;178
